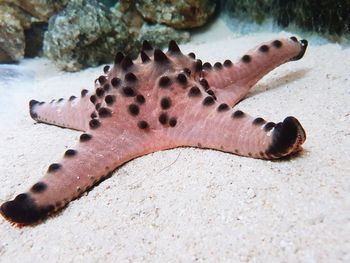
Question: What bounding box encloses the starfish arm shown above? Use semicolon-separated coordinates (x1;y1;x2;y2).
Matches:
166;97;306;159
0;125;168;225
202;37;308;106
29;89;95;131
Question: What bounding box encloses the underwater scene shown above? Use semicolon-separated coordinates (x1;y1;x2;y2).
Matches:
0;0;349;262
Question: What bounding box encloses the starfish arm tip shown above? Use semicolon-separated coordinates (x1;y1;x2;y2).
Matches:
266;116;306;158
0;193;52;225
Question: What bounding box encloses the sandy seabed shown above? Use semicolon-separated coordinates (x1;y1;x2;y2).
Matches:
0;19;349;262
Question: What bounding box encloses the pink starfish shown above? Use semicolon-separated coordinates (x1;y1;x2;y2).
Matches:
0;36;308;225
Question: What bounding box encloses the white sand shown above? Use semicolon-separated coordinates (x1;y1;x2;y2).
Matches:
0;19;349;262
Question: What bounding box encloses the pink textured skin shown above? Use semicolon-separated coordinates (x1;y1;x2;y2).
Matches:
0;37;307;225
204;39;306;105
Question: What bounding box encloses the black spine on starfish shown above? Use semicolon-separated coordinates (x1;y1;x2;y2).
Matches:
114;52;124;65
290;39;308;61
103;65;110;74
188;52;196;59
195;59;203;72
154;49;170;64
142;40;153;51
120;56;133;71
29;100;39;119
141;51;151;63
168;40;181;54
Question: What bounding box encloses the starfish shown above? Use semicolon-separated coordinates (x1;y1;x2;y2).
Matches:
0;36;308;225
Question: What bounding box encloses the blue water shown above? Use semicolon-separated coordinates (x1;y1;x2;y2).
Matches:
221;15;348;46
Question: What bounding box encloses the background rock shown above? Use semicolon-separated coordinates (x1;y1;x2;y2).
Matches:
1;0;212;68
135;0;216;29
136;23;190;55
113;0;191;57
0;5;25;62
1;0;349;68
43;0;130;71
113;0;145;37
0;0;68;63
14;0;69;21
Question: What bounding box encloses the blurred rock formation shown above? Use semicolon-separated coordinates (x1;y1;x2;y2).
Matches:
0;0;215;70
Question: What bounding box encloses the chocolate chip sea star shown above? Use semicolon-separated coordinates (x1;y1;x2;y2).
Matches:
0;37;308;225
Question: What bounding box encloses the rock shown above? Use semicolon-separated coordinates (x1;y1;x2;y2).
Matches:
136;23;190;56
114;0;191;54
1;0;209;67
14;0;69;21
113;0;191;55
0;6;25;62
135;0;216;29
98;0;118;8
43;0;130;71
0;0;68;63
0;2;36;29
113;0;145;36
